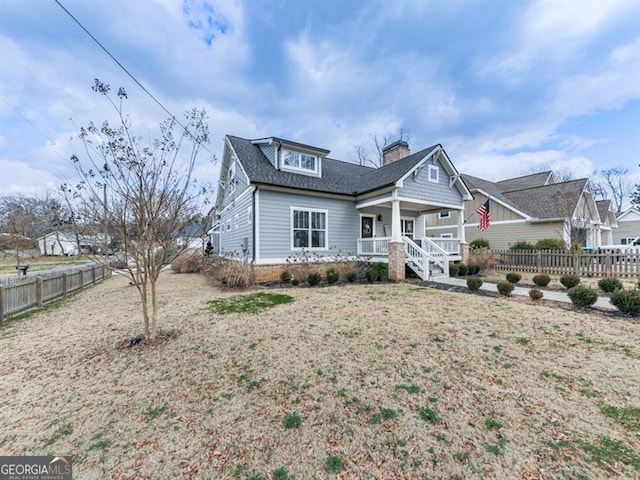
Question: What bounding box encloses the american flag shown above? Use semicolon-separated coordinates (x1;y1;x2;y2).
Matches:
477;199;490;231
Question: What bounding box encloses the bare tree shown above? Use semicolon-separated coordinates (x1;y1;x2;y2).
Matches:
632;183;640;208
68;79;213;340
592;167;634;214
353;127;411;168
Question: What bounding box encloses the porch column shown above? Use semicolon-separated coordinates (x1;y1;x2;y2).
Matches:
456;209;465;242
388;199;405;281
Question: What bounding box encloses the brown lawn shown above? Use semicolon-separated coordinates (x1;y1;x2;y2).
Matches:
1;272;639;479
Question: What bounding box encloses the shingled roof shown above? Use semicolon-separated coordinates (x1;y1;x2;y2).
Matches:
227;135;439;196
596;200;612;222
462;172;592;220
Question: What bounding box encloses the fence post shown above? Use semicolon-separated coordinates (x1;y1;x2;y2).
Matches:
0;285;4;324
605;253;611;277
36;277;43;307
79;269;83;289
536;251;542;273
62;273;67;298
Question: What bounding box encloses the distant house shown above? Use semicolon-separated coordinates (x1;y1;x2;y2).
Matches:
613;207;640;245
210;135;472;280
37;231;107;256
175;224;206;250
596;200;617;246
424;171;603;250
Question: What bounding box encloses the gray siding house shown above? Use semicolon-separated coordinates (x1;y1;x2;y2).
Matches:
211;135;472;280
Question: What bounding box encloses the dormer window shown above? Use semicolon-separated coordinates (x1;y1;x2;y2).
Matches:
281;149;319;175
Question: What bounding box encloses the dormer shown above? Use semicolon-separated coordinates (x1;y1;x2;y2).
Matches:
252;137;330;178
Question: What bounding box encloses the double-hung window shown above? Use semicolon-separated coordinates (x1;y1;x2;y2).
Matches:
292;208;327;249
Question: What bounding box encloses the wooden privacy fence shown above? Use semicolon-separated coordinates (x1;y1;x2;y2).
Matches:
494;249;640;277
0;264;110;322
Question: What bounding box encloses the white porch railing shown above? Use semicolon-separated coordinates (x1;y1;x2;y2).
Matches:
405;237;430;280
418;238;449;276
357;237;390;256
425;237;461;255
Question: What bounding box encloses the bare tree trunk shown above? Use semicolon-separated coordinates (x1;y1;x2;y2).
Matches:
150;277;158;340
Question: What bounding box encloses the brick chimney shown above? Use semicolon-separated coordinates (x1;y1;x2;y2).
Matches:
382;140;410;166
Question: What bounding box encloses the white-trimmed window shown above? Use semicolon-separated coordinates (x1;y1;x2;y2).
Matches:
282;149;318;174
438;210;451;219
440;233;453;239
226;220;231;231
428;164;439;183
247;206;253;225
228;160;237;194
291;208;327;250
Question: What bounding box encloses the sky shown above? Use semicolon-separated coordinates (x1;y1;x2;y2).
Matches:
1;0;639;205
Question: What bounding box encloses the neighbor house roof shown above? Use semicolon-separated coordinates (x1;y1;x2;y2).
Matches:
596;200;612;221
462;172;593;221
226;135;441;197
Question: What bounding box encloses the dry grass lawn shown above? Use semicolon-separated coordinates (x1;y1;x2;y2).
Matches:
1;272;639;479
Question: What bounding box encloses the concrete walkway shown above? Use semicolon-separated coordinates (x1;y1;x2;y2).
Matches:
428;276;617;311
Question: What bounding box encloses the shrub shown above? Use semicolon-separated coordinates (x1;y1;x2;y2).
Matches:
532;274;551;287
326;268;340;285
346;271;358;283
449;264;459;277
598;278;622;293
468;264;481;275
457;264;468;276
307;272;322;286
280;270;292;283
366;269;378;283
509;241;535;251
534;238;567;250
370;262;388;281
291;278;300;286
466;277;483;291
204;240;214;256
497;280;514;296
610;290;640;316
470;238;490;250
215;256;254;288
469;247;501;272
567;285;598;308
506;272;521;284
529;288;544;301
560;274;581;289
171;253;203;273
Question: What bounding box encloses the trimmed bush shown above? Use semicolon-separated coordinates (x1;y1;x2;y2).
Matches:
567;285;598;308
470;264;481;275
449;264;459;277
369;262;388;281
346;271;358;283
457;264;468;276
529;288;544;301
497;280;514;296
366;269;378;283
532;274;551;287
598;278;622;293
280;270;292;283
466;277;483;291
506;272;521;284
307;272;322;286
560;274;581;289
509;241;535;251
534;238;567;250
610;289;640;316
470;238;490;250
326;268;340;285
291;278;300;286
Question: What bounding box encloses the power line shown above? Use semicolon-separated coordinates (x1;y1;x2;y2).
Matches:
1;96;59;149
53;0;217;160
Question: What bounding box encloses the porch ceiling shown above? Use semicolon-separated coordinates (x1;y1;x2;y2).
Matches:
357;199;454;214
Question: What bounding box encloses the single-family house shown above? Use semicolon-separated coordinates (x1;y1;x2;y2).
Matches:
175;224;206;250
596;200;617;246
613;207;640;245
38;231;108;256
211;135;472;281
424;171;602;250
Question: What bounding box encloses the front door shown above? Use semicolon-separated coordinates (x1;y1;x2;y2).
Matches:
361;216;374;238
401;218;414;239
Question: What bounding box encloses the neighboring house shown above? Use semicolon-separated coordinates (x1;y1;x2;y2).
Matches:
596;200;618;246
211;135;472;280
425;171;602;250
38;231;108;256
613;207;640;245
175;224;205;250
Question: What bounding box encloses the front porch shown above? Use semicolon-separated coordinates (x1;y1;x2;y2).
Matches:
357;236;463;259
